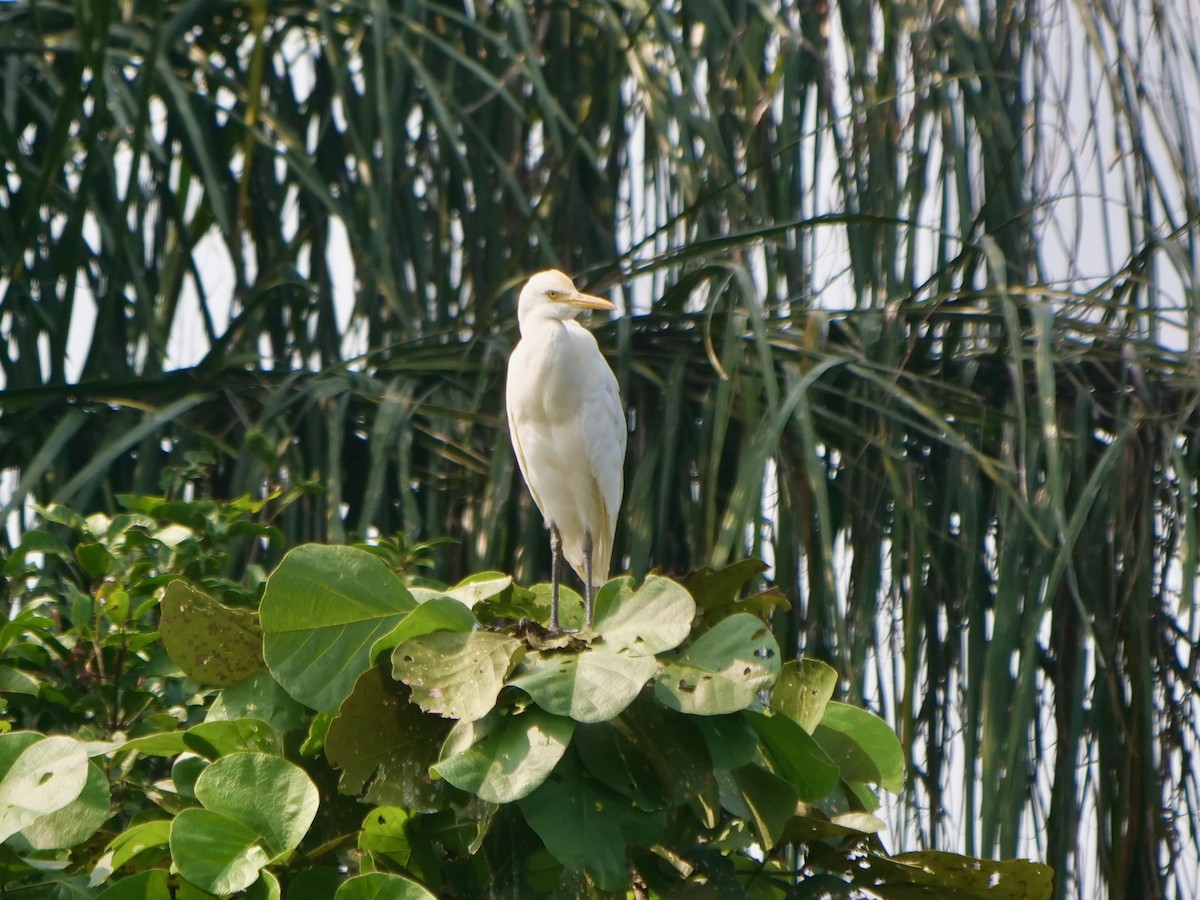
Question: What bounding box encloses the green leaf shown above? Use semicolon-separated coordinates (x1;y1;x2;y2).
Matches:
392;631;523;722
0;666;40;696
772;658;838;733
814;701;905;794
527;583;586;632
335;873;438;900
261;545;418;711
159;581;264;688
782;808;888;845
184;718;277;759
16;760;109;850
373;597;479;657
575;693;719;812
692;714;759;770
573;723;669;811
193;752;318;859
591;576;696;655
95;870;171;899
76;542;115;578
0;734;89;841
684;559;767;612
653;614;781;715
518;751;663;892
440;572;514;608
725;764;799;851
433;707;574;803
246;870;281;900
509;647;659;723
170;808;270;896
745;710;840;802
3;530;71;575
325;666;451;812
207;671;307;741
91;820;172;884
116;732;189;758
358;806;416;869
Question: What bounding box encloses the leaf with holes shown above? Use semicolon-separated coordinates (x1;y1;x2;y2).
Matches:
509;647;659;723
0;734;89;842
654;614;780;715
590;576;696;656
392;631;523;722
160;581;264;688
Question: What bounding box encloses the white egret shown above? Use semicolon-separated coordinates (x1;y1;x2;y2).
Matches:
506;269;626;632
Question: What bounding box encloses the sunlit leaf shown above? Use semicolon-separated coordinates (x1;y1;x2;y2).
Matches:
591;576;696;655
654;614;780;715
433;707;574;803
192;752;318;859
771;658;838;734
261;545;417;711
0;734;89;842
509;647;658;723
392;631;523;722
16;760;109;850
169;808;270;896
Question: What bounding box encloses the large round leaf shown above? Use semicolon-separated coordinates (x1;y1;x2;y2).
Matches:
509;648;659;723
170;808;270;896
654;614;780;715
691;714;759;771
16;759;109;849
159;581;264;687
0;734;89;842
193;752;318;859
432;708;574;803
574;723;669;811
392;631;523;722
334;873;437;900
260;544;417;711
591;576;695;656
372;596;478;657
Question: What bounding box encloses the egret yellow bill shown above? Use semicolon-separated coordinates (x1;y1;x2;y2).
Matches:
506;270;626;632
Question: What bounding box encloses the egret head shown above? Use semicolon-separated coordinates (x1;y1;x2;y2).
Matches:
517;269;615;331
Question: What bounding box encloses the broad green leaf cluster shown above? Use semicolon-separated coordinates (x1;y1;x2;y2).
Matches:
0;508;1053;897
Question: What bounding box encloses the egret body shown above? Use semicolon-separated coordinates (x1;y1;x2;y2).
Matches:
506;270;626;632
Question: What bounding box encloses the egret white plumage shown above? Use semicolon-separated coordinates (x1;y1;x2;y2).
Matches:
506;270;626;632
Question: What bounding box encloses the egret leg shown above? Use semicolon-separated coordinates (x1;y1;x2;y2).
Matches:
583;532;594;630
549;525;563;633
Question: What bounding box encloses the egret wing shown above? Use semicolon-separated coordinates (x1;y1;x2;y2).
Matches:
577;334;627;581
